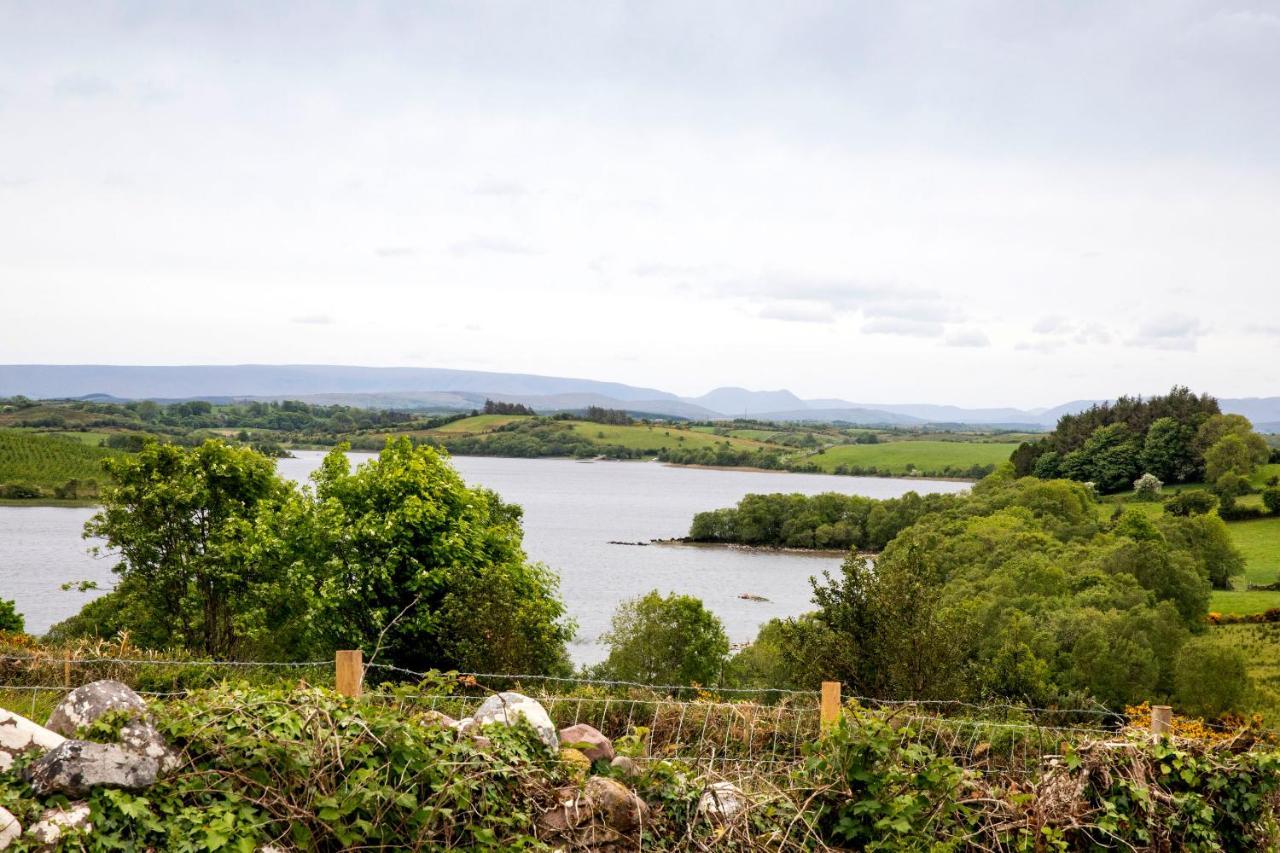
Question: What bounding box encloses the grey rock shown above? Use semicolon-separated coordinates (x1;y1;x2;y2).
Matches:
609;755;641;778
26;802;91;846
0;708;66;772
584;776;649;835
46;680;147;737
25;740;161;797
0;806;20;849
472;692;559;750
697;781;747;820
558;723;615;762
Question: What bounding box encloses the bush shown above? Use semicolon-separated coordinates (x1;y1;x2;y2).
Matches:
1215;471;1253;497
596;591;729;686
1174;637;1252;719
1164;489;1218;517
1264;487;1280;516
1133;472;1163;500
0;598;22;633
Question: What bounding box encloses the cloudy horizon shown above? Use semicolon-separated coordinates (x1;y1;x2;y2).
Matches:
2;2;1278;408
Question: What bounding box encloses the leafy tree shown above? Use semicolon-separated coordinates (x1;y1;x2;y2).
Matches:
0;598;23;633
84;440;292;658
1205;434;1259;484
1196;414;1270;465
1141;417;1198;482
1158;513;1245;590
597;590;729;686
1175;637;1252;719
1264;487;1280;516
1213;471;1253;498
299;439;573;674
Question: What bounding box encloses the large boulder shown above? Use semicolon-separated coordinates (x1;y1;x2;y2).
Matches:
25;802;91;846
46;680;147;737
537;778;650;841
472;692;559;751
558;723;615;762
25;740;162;797
0;708;65;772
0;807;20;849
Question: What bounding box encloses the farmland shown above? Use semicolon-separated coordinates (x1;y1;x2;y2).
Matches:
0;429;120;501
800;439;1020;476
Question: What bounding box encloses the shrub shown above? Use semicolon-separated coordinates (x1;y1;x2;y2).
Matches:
0;598;22;633
1174;636;1252;719
1214;471;1253;497
1264;487;1280;516
1133;472;1163;500
596;590;729;686
1164;489;1218;517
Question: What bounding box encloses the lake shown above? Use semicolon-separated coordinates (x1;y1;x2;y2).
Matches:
1;453;969;664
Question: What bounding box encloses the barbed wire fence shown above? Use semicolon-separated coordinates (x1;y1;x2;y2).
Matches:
0;647;1181;784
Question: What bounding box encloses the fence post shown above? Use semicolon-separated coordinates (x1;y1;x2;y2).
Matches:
63;650;71;689
335;650;364;699
1150;705;1172;737
820;681;842;730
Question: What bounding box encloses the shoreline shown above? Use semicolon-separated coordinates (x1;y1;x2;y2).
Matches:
649;538;866;558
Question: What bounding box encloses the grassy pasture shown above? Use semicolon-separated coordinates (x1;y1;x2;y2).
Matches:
565;422;773;452
428;414;530;434
1211;622;1280;723
803;440;1020;475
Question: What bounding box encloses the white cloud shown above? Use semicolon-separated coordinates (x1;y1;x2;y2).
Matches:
290;314;334;325
448;236;539;257
861;319;945;338
945;330;990;348
1126;316;1206;351
757;302;834;324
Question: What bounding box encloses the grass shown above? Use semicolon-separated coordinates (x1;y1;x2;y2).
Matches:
801;440;1021;475
0;429;119;491
564;422;774;452
429;414;530;434
1210;622;1280;723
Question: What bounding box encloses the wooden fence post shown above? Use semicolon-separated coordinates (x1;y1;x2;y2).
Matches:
820;681;842;730
335;650;364;699
1150;705;1172;737
64;650;71;689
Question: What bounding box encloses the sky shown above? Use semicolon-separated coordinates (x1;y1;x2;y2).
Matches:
1;1;1278;407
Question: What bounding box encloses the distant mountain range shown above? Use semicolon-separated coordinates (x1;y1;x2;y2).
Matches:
2;364;1277;431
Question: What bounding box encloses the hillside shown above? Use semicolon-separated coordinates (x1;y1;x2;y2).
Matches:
0;430;119;500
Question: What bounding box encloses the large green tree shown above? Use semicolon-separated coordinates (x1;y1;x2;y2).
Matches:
84;440;292;658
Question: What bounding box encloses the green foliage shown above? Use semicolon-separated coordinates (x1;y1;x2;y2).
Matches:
84;439;293;658
0;598;23;633
1207;435;1260;484
1141;416;1200;483
1264;487;1280;516
687;490;964;550
596;590;729;686
797;708;968;849
1174;636;1253;719
0;429;117;498
1164;490;1219;517
1133;472;1163;500
758;475;1235;708
294;438;574;675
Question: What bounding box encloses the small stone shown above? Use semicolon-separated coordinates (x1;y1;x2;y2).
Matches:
472;692;559;751
0;708;66;772
46;680;147;737
25;740;161;797
697;781;747;820
558;723;615;762
559;747;592;781
420;710;457;729
0;807;20;849
610;755;641;778
584;775;649;835
26;802;92;846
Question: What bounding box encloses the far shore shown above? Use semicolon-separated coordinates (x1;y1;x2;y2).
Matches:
649;538;868;559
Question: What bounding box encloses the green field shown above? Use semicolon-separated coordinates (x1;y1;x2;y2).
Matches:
0;429;120;498
429;414;529;434
562;422;773;453
802;440;1021;475
1211;622;1280;722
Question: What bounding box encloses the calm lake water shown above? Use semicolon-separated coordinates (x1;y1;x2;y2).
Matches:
1;454;969;664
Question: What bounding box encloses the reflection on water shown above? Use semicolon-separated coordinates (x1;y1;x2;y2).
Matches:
2;453;968;664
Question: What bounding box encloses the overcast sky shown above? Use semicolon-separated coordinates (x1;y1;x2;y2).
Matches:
1;1;1277;406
